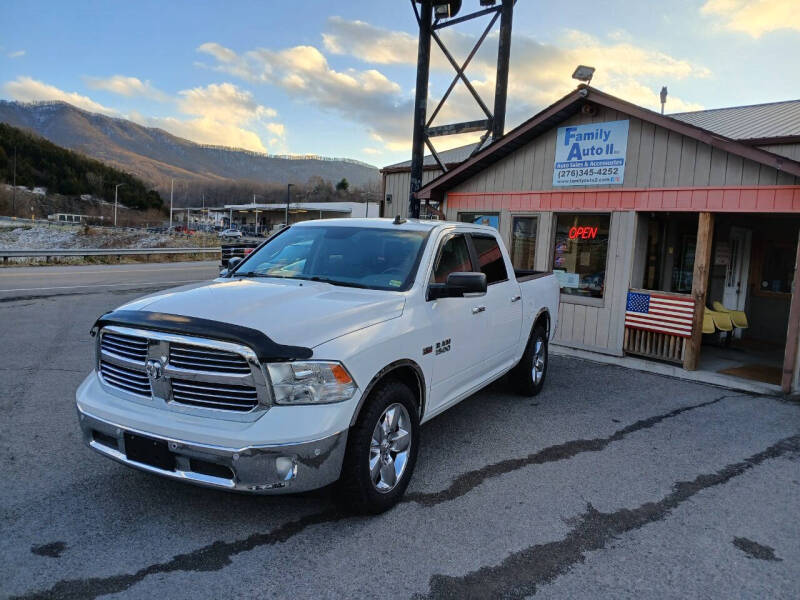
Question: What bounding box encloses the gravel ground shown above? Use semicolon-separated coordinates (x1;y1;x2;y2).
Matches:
0;223;214;250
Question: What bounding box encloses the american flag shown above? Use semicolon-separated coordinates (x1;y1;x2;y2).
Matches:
625;291;695;338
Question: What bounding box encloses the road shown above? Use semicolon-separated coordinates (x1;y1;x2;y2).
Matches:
1;263;799;599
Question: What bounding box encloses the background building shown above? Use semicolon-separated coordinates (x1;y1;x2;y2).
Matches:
384;86;800;394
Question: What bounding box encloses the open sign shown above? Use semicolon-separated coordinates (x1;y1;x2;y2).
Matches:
568;226;598;240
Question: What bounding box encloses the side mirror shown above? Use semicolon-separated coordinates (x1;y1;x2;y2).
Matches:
428;272;487;300
221;256;242;277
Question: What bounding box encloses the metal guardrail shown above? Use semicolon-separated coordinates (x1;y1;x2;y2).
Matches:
1;247;222;260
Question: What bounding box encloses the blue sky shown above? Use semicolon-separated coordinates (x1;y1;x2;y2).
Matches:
1;0;798;167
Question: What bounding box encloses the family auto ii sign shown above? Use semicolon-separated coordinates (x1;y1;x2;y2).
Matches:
553;120;629;186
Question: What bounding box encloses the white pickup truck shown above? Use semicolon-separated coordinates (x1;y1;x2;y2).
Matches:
76;218;559;512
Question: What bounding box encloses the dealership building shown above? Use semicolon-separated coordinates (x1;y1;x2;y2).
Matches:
381;86;800;394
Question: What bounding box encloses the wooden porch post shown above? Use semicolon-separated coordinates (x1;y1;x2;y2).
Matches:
684;212;714;371
781;230;800;393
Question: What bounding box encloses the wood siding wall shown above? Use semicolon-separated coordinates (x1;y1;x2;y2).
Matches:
449;106;798;195
383;169;442;219
757;143;800;162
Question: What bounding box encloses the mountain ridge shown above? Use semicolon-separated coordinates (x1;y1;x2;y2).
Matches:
0;100;380;194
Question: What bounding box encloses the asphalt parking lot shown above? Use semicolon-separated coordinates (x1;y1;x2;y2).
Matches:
1;263;799;599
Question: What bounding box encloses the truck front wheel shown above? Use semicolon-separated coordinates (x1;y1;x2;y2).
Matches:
337;379;420;513
511;324;548;396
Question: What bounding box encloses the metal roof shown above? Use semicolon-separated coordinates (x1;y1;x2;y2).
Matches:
671;100;800;141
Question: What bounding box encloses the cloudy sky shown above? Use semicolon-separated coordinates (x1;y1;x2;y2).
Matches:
1;0;798;166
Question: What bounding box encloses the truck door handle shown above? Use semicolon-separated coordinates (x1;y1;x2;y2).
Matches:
472;306;486;314
511;295;521;303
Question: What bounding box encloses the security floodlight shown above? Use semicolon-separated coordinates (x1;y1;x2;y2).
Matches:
572;65;595;85
432;0;461;18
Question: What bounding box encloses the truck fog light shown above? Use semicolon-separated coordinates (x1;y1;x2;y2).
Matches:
275;456;297;481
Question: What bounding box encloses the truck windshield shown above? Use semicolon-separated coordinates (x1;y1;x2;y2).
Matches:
233;225;428;291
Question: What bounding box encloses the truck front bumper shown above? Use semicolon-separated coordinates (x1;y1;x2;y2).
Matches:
76;374;351;494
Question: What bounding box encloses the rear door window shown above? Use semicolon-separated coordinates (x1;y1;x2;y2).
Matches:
471;234;508;285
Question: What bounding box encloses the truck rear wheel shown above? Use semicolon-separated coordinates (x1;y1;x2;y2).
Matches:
511;324;548;396
337;379;419;514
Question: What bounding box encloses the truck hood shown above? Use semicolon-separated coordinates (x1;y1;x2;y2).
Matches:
117;278;406;349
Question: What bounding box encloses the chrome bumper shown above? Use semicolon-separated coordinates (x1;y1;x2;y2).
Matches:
77;407;347;494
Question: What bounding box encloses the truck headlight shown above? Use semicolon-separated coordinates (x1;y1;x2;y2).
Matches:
267;361;357;405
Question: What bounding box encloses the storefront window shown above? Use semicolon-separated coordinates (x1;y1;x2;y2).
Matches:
639;213;698;294
459;213;500;229
671;235;696;293
552;214;610;298
511;217;537;270
759;241;794;294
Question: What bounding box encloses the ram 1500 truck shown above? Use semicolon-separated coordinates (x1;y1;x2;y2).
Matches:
76;218;559;513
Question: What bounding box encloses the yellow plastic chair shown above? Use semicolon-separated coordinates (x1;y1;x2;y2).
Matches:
706;307;733;332
712;301;749;329
702;309;716;334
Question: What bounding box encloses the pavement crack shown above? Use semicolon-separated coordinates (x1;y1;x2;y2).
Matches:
404;395;734;507
10;395;742;600
11;509;345;600
416;434;800;599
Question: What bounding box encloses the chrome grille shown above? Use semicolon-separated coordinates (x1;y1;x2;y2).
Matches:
100;360;151;396
96;324;270;420
100;332;148;363
171;379;258;412
169;344;251;374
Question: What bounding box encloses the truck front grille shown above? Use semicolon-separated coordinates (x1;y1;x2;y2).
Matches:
97;325;269;419
169;344;251;374
100;332;148;363
171;379;259;411
100;360;151;397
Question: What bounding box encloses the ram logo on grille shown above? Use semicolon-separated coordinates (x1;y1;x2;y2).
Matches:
145;359;164;380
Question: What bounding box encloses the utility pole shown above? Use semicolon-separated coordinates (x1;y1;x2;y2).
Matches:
286;184;294;226
12;146;16;218
409;0;432;219
169;178;174;230
492;0;514;140
113;183;125;227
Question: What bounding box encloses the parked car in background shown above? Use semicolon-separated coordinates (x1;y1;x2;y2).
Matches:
219;228;243;239
77;218;559;513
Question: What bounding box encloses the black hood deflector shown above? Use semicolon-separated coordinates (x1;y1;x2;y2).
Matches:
91;310;313;362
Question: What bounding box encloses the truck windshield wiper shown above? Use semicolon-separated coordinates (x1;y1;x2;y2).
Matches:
306;276;370;289
234;272;287;278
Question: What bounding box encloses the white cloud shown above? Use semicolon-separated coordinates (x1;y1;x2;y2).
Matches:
2;76;115;114
138;113;270;152
310;17;711;148
196;42;413;150
7;50;25;59
139;82;283;152
701;0;800;38
85;75;168;101
361;147;382;155
178;82;277;121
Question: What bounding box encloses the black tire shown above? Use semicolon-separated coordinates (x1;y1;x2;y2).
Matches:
511;324;548;396
337;379;420;514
